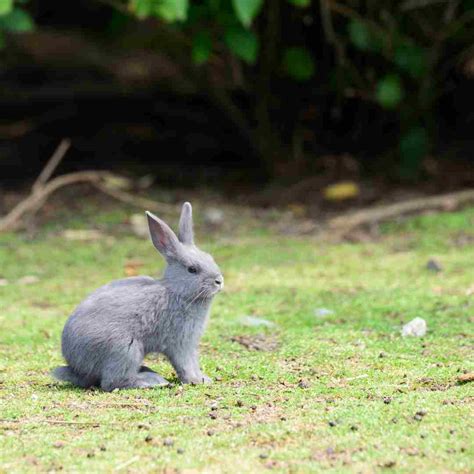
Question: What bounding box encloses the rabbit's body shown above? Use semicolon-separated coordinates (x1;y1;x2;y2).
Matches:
52;203;223;391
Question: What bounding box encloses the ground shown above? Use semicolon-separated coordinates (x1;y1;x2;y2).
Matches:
0;201;473;473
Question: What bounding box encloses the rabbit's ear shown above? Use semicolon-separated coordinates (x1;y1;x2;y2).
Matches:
178;202;194;245
146;211;180;258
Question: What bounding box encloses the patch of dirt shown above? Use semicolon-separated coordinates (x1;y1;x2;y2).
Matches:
413;378;453;392
230;334;279;351
311;446;363;466
451;232;474;247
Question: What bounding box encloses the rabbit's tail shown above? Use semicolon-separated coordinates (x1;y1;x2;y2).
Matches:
51;366;96;388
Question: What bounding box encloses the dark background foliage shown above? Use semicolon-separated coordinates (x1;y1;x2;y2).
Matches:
0;0;473;190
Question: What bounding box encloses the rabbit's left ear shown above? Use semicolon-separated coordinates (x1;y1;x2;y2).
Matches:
146;211;181;259
178;202;194;245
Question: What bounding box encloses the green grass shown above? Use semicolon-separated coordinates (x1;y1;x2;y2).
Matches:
1;204;473;473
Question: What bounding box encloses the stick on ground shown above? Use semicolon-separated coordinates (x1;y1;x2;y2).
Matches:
0;140;175;233
328;189;474;235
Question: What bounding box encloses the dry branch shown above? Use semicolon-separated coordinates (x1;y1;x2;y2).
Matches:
328;188;474;234
0;141;176;233
32;138;71;193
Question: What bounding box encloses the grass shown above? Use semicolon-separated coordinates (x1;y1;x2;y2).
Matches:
0;202;473;473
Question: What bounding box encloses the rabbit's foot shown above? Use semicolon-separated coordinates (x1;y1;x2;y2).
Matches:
101;372;169;391
139;371;170;386
180;373;212;385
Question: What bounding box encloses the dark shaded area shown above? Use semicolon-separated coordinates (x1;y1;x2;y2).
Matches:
1;0;473;193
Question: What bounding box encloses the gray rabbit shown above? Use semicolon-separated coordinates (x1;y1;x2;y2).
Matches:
52;202;223;391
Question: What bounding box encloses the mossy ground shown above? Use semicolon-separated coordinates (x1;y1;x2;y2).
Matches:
0;202;473;473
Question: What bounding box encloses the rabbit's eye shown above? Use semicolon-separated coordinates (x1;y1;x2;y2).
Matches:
187;265;198;274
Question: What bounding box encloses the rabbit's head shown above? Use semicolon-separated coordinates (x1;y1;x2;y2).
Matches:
146;202;223;301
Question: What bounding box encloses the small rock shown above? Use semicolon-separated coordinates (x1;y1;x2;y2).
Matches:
177;448;184;454
86;452;95;458
298;380;310;389
350;425;358;431
383;397;392;405
426;259;442;273
414;411;427;421
18;275;40;285
401;317;427;337
137;423;151;430
379;352;387;358
381;460;396;468
209;412;218;419
203;208;224;226
259;453;269;460
163;438;174;447
314;308;334;317
53;441;65;449
145;435;153;443
100;445;106;451
209;402;218;411
206;430;215;436
238;316;276;328
328;420;337;427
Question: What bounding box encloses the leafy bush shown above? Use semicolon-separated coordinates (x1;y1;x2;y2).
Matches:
3;0;474;179
0;0;34;41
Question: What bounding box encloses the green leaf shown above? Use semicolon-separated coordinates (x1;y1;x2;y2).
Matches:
348;19;371;51
0;8;34;32
231;0;263;28
394;44;427;79
0;0;13;16
287;0;311;7
0;31;4;49
224;26;259;64
129;0;153;19
399;126;428;178
376;74;403;109
192;31;212;65
282;47;315;81
154;0;189;22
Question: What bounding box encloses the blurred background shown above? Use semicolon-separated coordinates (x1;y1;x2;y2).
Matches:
0;0;473;219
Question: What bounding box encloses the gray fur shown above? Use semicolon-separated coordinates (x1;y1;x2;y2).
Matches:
52;202;223;391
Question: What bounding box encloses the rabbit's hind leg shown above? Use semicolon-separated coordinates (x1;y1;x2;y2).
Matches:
100;340;168;391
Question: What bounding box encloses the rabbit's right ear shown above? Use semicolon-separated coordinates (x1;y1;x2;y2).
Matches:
146;211;180;258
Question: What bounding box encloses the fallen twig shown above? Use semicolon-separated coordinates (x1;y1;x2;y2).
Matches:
328;189;474;235
0;140;176;233
32;139;71;193
114;456;140;472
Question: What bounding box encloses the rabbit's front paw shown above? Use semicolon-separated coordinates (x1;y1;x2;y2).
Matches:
199;373;212;384
181;373;213;385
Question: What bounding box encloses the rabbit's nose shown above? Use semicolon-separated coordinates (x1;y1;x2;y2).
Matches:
214;276;224;288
